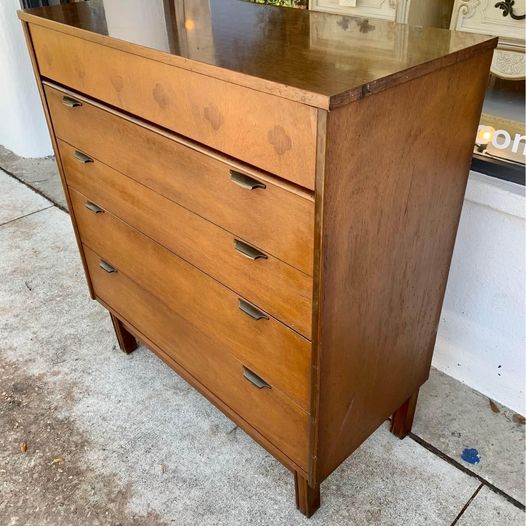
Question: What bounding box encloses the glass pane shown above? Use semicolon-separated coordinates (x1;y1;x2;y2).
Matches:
476;74;525;167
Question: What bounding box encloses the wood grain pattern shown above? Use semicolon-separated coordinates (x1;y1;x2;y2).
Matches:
72;189;311;411
18;0;497;110
59;140;313;338
31;24;317;189
83;246;310;470
313;51;494;482
44;83;315;276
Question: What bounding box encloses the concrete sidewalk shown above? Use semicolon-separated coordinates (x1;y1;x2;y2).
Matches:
0;169;524;525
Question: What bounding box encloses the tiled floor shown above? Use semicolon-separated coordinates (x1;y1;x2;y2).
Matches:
0;166;524;525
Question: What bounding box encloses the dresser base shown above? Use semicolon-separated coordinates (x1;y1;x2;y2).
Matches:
110;313;138;354
390;389;420;440
295;472;321;518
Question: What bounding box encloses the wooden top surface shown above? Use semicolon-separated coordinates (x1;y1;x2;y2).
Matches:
19;0;497;109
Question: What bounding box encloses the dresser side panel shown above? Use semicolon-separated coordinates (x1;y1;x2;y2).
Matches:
315;50;493;481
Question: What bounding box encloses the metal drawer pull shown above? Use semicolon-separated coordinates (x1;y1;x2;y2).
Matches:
238;299;269;321
234;239;268;261
62;95;82;108
230;170;266;190
85;201;104;214
243;367;271;389
74;150;94;164
99;260;117;273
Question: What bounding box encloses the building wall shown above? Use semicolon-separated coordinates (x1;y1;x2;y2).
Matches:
0;0;52;158
434;172;525;414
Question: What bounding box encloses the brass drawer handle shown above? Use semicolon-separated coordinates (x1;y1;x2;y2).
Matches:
230;170;266;190
99;260;117;273
62;95;82;108
85;201;104;214
234;239;268;261
238;299;269;321
74;150;94;164
243;367;271;389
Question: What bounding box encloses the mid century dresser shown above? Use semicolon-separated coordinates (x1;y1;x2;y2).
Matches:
19;0;496;516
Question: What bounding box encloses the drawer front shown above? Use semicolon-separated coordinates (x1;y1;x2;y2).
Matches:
72;189;312;411
61;141;313;338
31;24;317;190
45;84;314;276
83;246;309;469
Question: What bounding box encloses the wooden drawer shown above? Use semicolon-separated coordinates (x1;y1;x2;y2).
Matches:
31;25;317;189
60;141;313;338
71;188;312;411
83;246;309;469
45;84;314;276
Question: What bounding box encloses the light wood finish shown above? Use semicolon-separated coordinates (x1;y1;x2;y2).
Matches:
19;1;496;517
390;389;420;440
19;0;495;110
59;140;313;338
313;50;494;482
110;313;137;354
71;189;311;411
84;246;310;470
45;84;315;277
30;24;317;189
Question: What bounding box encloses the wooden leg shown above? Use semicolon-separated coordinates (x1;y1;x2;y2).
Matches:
110;313;138;354
390;388;419;439
294;472;320;518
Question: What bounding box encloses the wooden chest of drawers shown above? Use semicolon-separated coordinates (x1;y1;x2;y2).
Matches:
19;0;496;517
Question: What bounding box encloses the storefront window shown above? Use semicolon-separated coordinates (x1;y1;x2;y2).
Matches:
476;74;525;168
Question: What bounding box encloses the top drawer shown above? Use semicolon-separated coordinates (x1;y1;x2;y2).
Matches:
29;24;317;190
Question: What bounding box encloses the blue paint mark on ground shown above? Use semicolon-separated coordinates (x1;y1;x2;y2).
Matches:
461;448;481;464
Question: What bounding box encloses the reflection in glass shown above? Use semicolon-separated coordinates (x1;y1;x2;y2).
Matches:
476;73;525;166
103;0;170;52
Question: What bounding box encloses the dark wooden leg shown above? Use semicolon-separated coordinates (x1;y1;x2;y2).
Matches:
294;472;320;518
110;313;138;354
390;388;419;439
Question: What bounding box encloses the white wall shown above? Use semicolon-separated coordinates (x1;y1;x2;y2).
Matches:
0;0;52;158
433;171;525;415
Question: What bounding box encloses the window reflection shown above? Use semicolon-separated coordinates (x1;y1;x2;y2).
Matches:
477;73;525;166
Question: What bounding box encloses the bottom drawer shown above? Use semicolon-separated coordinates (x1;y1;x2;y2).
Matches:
83;246;310;470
